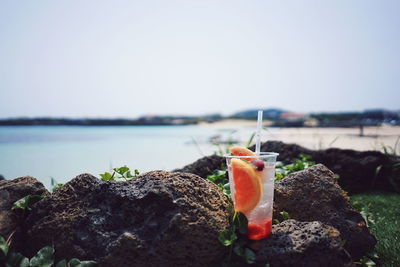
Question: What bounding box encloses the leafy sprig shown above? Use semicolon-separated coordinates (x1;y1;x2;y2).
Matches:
12;194;46;211
355;250;380;266
0;235;96;267
218;212;256;265
207;170;230;199
273;211;291;225
99;166;139;181
352;201;375;228
275;154;315;181
50;177;64;193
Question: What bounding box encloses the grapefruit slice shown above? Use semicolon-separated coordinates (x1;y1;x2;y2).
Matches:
231;158;262;213
230;146;256;162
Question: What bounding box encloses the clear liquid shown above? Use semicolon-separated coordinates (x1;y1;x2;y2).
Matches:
227;160;275;239
245;165;275;224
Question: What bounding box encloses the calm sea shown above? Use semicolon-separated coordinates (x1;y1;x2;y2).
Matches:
0;125;254;188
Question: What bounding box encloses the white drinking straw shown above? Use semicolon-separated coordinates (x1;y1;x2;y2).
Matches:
255;110;263;155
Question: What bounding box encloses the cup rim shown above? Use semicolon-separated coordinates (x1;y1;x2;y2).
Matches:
224;152;279;159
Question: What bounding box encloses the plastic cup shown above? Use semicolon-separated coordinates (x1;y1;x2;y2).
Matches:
225;152;278;240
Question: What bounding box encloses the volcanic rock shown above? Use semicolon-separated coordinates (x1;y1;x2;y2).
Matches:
250;140;400;193
255;220;353;267
174;154;225;178
273;164;376;259
24;171;231;266
250;141;314;164
0;177;48;250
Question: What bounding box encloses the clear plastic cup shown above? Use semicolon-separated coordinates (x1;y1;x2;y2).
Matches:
225;152;278;240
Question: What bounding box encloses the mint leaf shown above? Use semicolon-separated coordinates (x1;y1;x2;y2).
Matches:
29;246;54;267
218;229;237;246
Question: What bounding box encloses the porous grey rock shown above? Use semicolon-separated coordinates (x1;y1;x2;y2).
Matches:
174;154;225;178
24;171;231;266
250;140;400;193
254;220;353;267
177;141;400;193
0;177;48;250
273;164;376;260
250;141;314;165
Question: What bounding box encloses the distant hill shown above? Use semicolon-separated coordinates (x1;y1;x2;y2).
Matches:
231;108;288;120
311;109;400;127
230;108;400;127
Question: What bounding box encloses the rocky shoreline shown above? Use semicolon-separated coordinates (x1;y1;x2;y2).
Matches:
176;140;400;194
1;141;398;266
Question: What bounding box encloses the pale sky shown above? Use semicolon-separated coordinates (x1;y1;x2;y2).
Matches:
0;0;399;118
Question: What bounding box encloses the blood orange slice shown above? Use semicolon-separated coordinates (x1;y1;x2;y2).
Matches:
230;146;256;162
231;158;262;213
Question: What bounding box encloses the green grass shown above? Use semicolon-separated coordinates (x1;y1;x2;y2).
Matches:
351;193;400;267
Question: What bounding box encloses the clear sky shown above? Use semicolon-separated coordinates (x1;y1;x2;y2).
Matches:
0;0;399;118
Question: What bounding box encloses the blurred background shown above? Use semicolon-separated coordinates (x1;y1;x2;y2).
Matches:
0;0;399;187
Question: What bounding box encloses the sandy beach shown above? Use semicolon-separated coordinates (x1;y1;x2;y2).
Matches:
200;119;400;154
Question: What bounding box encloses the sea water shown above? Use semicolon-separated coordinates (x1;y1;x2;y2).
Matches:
0;125;255;188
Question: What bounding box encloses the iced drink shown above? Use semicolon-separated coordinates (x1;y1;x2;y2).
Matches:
226;148;278;240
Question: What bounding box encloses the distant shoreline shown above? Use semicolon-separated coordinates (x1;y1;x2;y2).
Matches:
0;118;198;126
0;111;399;128
1;119;399;133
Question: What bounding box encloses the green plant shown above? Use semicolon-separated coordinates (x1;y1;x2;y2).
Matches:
99;166;139;181
12;194;46;211
355;251;380;267
373;155;400;193
29;246;55;267
211;130;259;157
50;177;64;193
0;236;30;267
246;132;256;148
207;167;256;264
8;194;48;253
273;211;291;225
0;235;96;267
218;212;256;265
213;139;238;157
275;154;315;181
55;258;96;267
351;201;375;228
381;136;400;156
207;169;230;199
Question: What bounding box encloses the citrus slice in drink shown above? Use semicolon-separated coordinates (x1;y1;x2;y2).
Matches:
231;158;262;213
230;146;257;162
